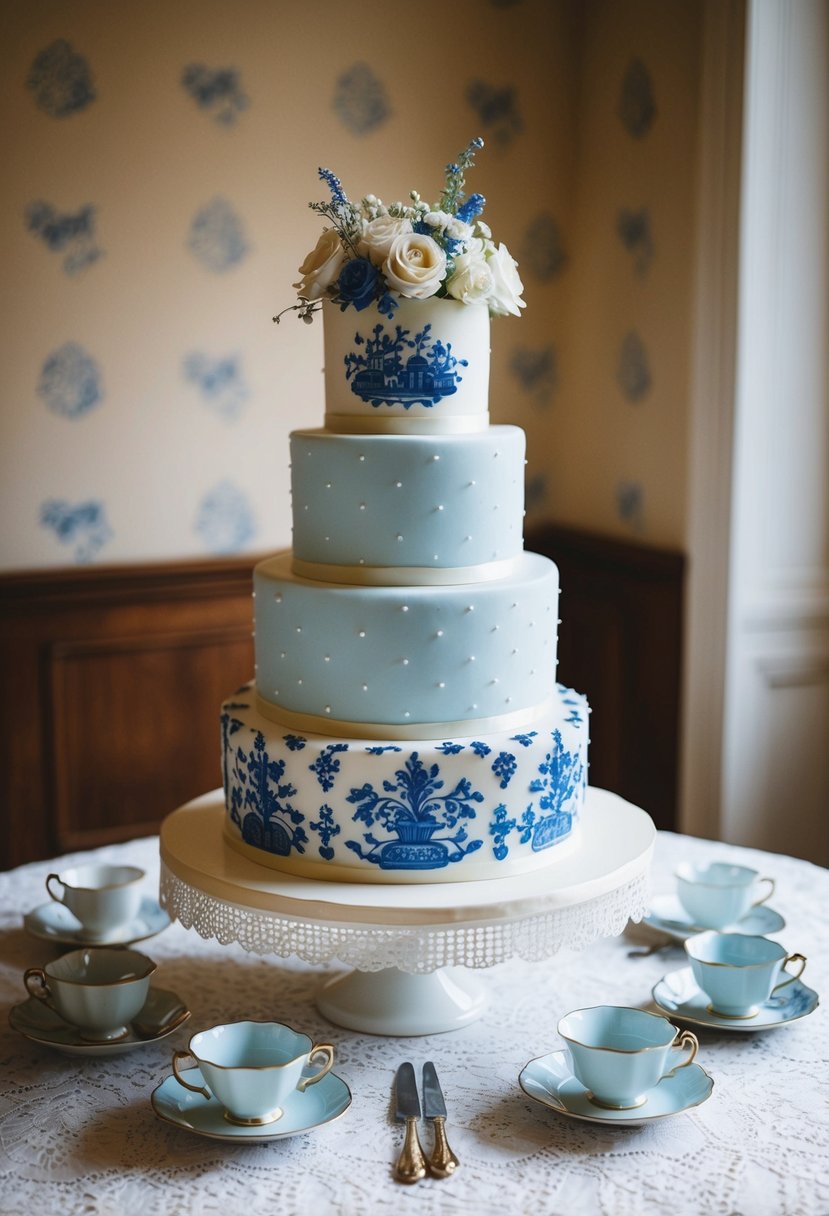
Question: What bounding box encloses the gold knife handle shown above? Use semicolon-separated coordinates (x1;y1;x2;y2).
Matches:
428;1115;460;1178
396;1115;427;1184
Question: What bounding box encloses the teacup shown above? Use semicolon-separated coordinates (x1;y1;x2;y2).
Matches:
45;863;145;939
558;1005;698;1110
24;947;157;1041
684;931;807;1018
675;861;775;930
172;1020;335;1126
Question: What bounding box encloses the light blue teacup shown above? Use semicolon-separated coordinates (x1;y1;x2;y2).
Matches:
684;931;807;1018
172;1020;334;1126
558;1005;699;1110
675;861;775;930
24;946;156;1041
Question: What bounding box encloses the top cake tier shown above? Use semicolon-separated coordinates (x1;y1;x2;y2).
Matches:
322;298;490;433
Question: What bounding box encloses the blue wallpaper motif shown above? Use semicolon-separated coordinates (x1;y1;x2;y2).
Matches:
466;80;522;146
181;64;249;125
617;331;651;402
617;207;653;275
40;499;112;562
616;480;644;530
26;201;103;275
38;342;102;418
183;352;249;420
333;63;390;135
618;59;656;139
511;345;556;405
27;40;95;118
521;214;567;281
195;481;256;554
187;198;248;272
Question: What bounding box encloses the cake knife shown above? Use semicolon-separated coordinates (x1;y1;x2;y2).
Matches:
422;1061;460;1177
394;1062;427;1183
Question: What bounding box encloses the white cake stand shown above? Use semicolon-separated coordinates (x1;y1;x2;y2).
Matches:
159;787;654;1035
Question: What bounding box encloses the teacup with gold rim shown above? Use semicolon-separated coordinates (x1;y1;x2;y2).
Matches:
558;1005;699;1110
45;863;145;939
171;1020;335;1126
684;931;807;1018
675;861;775;930
24;946;157;1041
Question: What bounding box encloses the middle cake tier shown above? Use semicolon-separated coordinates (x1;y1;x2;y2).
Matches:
254;550;560;734
290;424;525;582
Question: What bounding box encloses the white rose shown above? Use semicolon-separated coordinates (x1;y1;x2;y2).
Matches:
358;215;413;265
382;233;447;299
486;242;526;317
293;228;347;300
446;250;493;304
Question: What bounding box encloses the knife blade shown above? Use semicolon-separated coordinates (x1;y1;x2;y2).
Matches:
422;1061;460;1177
394;1062;426;1183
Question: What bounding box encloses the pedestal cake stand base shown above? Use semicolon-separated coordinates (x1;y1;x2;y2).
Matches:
159;787;654;1035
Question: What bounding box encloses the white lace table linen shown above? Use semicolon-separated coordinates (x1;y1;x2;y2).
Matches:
1;830;827;1216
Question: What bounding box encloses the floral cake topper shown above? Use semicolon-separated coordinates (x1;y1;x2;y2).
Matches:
274;137;525;324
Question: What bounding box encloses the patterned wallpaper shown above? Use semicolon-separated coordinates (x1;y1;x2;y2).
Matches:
0;0;701;571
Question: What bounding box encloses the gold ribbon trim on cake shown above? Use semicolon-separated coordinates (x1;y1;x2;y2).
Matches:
290;556;519;586
324;412;489;435
254;692;555;740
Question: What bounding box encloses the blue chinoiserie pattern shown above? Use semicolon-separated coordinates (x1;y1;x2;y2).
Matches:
344;321;468;408
222;690;587;872
346;755;485;870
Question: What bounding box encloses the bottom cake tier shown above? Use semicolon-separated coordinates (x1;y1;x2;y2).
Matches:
220;682;590;883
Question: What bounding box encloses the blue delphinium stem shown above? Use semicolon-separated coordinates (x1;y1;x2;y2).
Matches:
440;136;485;215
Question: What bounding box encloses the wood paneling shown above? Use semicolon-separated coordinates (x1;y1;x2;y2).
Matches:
527;523;685;832
0;531;684;869
0;558;258;869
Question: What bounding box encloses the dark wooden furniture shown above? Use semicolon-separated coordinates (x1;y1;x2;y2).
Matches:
0;528;684;870
527;524;685;833
1;558;257;869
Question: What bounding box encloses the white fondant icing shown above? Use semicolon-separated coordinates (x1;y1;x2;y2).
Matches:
323;297;490;428
221;684;589;884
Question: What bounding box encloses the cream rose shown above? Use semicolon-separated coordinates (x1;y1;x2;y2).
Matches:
294;228;347;300
358;215;413;265
486;242;526;316
446;250;493;304
382;233;447;299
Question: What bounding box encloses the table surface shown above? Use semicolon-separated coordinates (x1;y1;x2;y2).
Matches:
1;824;827;1216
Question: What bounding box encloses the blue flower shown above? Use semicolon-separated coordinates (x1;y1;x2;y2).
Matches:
456;193;485;224
337;257;379;311
377;291;399;318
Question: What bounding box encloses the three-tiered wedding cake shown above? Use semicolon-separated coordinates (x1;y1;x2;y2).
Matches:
219;143;589;883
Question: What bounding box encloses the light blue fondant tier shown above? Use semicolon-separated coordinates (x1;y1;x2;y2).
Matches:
220;683;589;883
323;298;490;431
290;426;525;575
254;550;559;729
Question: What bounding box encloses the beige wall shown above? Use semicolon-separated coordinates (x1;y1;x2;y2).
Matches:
1;0;701;570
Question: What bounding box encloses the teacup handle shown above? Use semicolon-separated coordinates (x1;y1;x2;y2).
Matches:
297;1043;334;1092
171;1049;211;1100
772;952;806;994
23;967;56;1009
751;876;775;908
45;873;66;904
665;1029;698;1078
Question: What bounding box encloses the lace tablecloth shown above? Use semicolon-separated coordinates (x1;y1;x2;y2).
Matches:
1;828;826;1216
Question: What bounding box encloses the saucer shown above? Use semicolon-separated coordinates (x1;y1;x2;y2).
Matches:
8;987;190;1055
652;966;820;1031
151;1066;352;1143
23;896;170;947
519;1049;713;1127
643;894;785;941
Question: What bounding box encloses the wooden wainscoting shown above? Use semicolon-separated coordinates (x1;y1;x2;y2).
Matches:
526;524;685;833
0;558;258;869
0;531;684;869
